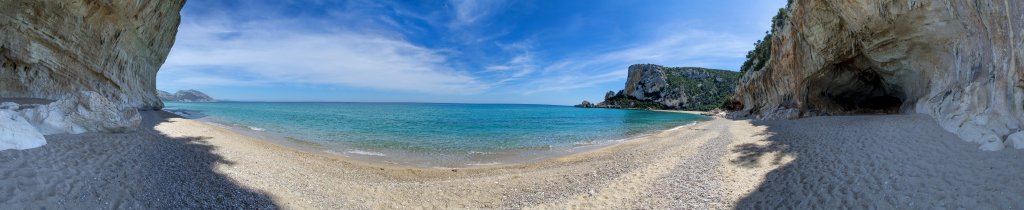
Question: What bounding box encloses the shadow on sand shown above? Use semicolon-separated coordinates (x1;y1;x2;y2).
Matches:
0;111;277;209
728;115;1024;209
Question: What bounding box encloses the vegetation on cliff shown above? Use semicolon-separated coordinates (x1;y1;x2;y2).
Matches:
739;7;789;73
580;65;741;111
600;94;667;110
664;68;741;110
729;0;1024;150
159;90;216;102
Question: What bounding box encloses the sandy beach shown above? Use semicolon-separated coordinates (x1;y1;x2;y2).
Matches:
1;111;1022;209
2;0;1020;209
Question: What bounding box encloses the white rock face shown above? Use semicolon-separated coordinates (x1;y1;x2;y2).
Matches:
0;0;178;150
0;102;18;110
1008;132;1024;150
0;0;185;110
731;0;1024;150
0;110;46;151
20;91;142;135
978;135;1006;151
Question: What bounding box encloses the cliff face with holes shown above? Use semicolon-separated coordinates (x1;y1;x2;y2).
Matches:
730;0;1024;150
0;0;185;110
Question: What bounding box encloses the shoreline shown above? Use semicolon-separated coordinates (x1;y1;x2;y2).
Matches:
167;109;709;168
3;111;1022;208
652;109;711;116
151;110;744;208
186;112;706;169
573;106;713;116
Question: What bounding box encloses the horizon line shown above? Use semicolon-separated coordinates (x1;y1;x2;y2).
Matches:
165;100;572;106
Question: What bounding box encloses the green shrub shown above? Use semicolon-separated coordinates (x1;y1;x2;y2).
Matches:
740;8;789;73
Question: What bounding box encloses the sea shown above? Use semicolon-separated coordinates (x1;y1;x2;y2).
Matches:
163;102;707;167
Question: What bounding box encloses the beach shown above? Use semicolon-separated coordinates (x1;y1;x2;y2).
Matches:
1;111;1022;208
2;0;1019;209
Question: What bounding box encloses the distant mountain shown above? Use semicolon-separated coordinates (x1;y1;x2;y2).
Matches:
158;89;216;102
577;64;741;111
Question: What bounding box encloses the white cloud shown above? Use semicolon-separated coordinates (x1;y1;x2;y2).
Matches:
486;65;512;71
519;30;751;94
159;2;759;101
161;14;488;94
598;30;751;65
520;70;626;94
448;0;505;28
171;76;265;87
482;42;537;85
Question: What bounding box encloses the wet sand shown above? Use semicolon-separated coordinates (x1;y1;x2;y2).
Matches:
1;111;1022;209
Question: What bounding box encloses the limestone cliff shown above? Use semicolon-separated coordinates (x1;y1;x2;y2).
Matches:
0;1;185;150
730;0;1024;150
0;0;186;110
582;64;740;111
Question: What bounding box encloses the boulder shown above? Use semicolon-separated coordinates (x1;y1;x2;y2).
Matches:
0;102;18;110
21;91;142;135
0;110;46;151
977;134;1005;151
1007;132;1024;150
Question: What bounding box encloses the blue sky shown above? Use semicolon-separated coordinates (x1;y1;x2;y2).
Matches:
158;0;787;105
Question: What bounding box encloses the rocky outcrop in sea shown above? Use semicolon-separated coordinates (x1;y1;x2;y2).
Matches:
0;1;184;150
159;90;216;102
574;100;595;108
577;64;740;111
728;0;1024;150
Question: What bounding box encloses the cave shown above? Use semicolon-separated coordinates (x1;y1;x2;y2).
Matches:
805;55;906;114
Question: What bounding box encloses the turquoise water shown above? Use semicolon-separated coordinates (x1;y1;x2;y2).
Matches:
164;102;706;165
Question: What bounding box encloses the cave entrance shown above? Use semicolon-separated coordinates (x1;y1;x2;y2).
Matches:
806;55;905;114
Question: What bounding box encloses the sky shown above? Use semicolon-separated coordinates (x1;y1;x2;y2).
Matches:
157;0;787;105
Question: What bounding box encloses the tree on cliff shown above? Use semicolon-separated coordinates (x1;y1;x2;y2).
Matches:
740;8;789;73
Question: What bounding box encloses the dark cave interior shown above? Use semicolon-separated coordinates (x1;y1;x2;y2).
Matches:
806;55;906;114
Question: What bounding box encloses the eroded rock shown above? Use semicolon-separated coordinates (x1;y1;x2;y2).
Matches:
0;0;185;110
0;110;46;151
730;0;1024;150
1007;132;1024;150
21;91;142;135
0;102;18;110
575;100;595;108
0;1;179;150
978;134;1006;151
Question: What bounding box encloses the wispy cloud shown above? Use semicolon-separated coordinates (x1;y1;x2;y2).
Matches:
482;41;539;85
599;30;751;66
520;70;626;94
171;76;271;89
159;1;769;104
161;9;488;94
448;0;505;28
518;30;751;94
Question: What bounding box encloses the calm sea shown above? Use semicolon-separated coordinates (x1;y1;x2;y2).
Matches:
164;102;707;166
